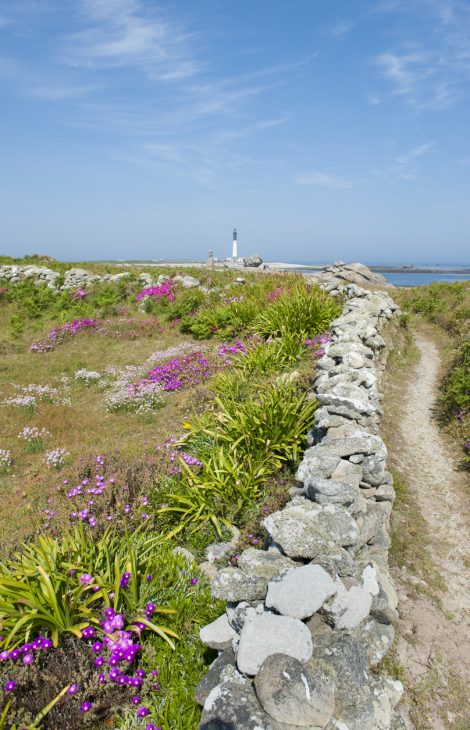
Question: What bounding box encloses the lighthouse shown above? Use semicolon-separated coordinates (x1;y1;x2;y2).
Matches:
231;228;238;259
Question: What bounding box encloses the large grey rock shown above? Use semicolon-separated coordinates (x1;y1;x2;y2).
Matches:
263;499;358;559
327;341;374;362
362;454;387;486
322;430;387;459
316;384;376;417
237;612;313;676
174;274;200;288
311;546;357;577
200;613;238;650
238;548;297;579
200;681;290;729
307;634;376;730
243;255;263;267
266;564;336;619
306;479;361;512
317;261;392;290
212;567;268;601
297;446;341;483
254;654;335;727
195;647;243;705
330;459;363;489
305;477;360;511
357;502;391;547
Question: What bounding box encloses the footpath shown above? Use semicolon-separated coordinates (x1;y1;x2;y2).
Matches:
387;331;470;729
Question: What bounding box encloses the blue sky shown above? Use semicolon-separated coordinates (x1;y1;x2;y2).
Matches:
1;0;470;264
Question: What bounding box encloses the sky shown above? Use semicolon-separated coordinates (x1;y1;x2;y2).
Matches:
1;0;470;264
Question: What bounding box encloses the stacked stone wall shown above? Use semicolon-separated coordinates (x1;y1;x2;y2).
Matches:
197;283;405;730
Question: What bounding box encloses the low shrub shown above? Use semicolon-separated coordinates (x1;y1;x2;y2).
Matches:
251;281;340;339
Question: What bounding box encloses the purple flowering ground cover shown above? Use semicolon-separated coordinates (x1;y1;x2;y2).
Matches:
0;265;337;729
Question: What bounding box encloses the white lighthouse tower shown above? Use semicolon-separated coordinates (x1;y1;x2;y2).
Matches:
231;228;238;259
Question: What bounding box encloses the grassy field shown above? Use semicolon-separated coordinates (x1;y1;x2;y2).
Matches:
0;261;339;730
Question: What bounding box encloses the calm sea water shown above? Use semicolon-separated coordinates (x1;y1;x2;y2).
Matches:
292;269;470;287
381;272;470;287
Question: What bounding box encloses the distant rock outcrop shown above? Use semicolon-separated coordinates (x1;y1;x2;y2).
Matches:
317;261;392;289
243;255;263;268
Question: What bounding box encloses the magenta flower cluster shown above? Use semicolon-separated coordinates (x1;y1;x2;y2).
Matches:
0;635;53;670
167;449;203;476
136;281;175;303
1;604;162;727
267;286;283;301
147;351;218;391
30;318;101;352
305;331;333;358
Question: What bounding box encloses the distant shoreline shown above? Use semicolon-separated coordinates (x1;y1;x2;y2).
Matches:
97;259;470;275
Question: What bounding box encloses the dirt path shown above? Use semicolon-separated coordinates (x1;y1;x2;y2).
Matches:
392;332;470;729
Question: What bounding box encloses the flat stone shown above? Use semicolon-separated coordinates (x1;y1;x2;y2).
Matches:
238;548;297;579
311;547;357;577
263;499;358;559
297;447;341;483
200;614;238;650
212;568;268;601
255;653;335;727
330;460;363;489
317;384;375;417
266;564;336;619
237;612;313;676
322;430;386;458
306;477;360;510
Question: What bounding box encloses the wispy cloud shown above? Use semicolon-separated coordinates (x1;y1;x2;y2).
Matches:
27;82;100;100
295;172;353;189
374;1;470;109
64;0;199;81
394;141;435;178
395;142;435;165
330;21;354;38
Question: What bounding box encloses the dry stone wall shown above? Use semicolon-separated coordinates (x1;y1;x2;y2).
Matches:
197;283;405;730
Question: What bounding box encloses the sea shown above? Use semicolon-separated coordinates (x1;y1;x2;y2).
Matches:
286;266;470;287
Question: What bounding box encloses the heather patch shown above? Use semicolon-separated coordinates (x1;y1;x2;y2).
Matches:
30;319;102;352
